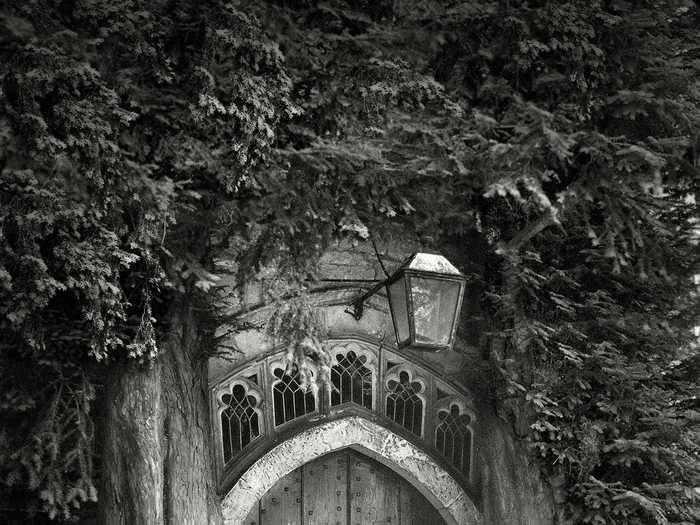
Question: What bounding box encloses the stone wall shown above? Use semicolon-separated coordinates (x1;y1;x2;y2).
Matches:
209;237;558;525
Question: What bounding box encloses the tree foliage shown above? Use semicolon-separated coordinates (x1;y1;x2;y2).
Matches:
0;0;295;519
0;0;699;523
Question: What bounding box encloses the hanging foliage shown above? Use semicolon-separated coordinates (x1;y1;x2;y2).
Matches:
0;0;699;523
266;292;332;395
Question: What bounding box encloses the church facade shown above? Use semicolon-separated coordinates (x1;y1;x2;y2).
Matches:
208;239;557;524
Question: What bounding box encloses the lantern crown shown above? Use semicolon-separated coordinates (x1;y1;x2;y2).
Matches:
400;252;462;275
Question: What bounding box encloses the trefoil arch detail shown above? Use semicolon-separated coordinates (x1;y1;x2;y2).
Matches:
210;338;478;496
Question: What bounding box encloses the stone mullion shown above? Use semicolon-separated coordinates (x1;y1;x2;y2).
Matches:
371;348;379;413
216;342;479;506
378;347;386;421
261;358;277;442
422;374;436;444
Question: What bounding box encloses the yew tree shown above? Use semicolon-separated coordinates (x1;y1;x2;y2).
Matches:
1;1;699;525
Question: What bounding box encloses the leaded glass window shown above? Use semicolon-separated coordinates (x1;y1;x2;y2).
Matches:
331;350;372;409
215;341;479;483
435;404;472;478
221;384;261;464
385;370;424;436
272;367;316;426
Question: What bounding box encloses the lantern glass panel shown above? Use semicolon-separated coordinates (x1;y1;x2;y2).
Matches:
388;278;410;344
410;277;461;346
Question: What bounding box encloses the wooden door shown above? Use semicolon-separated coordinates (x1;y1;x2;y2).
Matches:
243;450;447;525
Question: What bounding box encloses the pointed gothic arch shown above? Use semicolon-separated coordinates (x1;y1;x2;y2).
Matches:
221;416;481;525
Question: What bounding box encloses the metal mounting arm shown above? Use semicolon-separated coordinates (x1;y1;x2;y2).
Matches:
346;279;387;321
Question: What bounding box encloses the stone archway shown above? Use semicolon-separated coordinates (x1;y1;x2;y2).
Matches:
221;416;482;525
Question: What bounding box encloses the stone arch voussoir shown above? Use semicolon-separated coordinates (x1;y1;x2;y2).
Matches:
221;416;482;525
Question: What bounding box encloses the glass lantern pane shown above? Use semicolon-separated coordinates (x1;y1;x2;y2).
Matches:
388;278;410;344
410;277;461;346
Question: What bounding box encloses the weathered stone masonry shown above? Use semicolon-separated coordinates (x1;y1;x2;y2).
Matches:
209;238;557;525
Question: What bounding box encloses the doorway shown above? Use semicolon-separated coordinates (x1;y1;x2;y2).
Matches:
243;449;447;525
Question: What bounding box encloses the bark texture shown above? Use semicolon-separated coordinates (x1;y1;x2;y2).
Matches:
99;295;223;525
99;363;163;525
160;299;223;525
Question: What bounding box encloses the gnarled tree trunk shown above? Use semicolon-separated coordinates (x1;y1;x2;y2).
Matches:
99;295;223;525
99;363;163;525
160;298;223;525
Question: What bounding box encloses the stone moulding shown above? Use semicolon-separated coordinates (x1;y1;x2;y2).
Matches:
220;415;482;525
210;338;478;497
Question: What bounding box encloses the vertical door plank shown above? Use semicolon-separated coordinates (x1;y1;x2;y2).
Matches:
249;449;446;525
260;468;302;525
399;480;444;525
303;452;348;525
380;466;400;525
349;452;399;525
243;503;259;525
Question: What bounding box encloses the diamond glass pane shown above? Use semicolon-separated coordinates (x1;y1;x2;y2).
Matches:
410;277;461;346
272;368;316;426
435;404;472;478
220;384;260;464
385;371;423;436
330;351;372;409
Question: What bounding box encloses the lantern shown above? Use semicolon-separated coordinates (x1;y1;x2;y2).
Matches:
384;253;466;351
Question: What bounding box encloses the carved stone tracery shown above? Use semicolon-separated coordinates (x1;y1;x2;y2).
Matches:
214;378;264;465
269;363;317;427
384;365;426;437
435;398;474;479
330;341;376;410
211;339;477;491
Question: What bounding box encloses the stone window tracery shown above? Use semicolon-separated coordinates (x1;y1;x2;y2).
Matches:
218;381;263;464
384;368;425;437
330;349;373;409
213;340;475;488
271;366;316;426
435;402;473;479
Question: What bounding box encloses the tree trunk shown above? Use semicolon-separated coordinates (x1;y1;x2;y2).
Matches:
160;298;223;525
99;363;164;525
99;295;223;525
